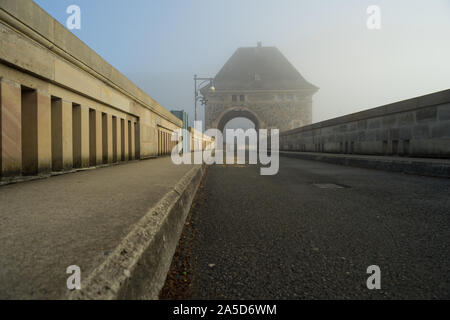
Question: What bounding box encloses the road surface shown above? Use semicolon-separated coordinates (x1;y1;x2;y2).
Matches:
161;156;450;299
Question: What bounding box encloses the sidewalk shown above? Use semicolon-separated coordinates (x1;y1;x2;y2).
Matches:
280;151;450;178
0;157;202;299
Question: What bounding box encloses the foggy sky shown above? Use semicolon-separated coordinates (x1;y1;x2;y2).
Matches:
35;0;450;129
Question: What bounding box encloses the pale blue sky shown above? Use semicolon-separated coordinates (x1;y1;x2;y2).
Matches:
35;0;450;127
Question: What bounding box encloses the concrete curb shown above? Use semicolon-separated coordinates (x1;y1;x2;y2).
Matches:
67;164;206;300
280;151;450;178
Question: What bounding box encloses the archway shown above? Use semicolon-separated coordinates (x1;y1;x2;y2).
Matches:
212;108;265;162
215;107;263;133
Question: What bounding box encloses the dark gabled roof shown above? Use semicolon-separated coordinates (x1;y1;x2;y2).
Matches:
211;45;318;91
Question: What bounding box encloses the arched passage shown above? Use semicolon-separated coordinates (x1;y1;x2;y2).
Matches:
215;108;263;133
213;109;265;158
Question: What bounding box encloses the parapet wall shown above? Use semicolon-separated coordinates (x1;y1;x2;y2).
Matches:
280;89;450;158
0;0;183;178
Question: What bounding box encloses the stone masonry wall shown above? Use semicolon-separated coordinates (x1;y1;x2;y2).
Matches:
205;90;313;132
280;89;450;158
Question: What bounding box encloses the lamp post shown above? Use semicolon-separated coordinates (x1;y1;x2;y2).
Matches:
194;75;215;126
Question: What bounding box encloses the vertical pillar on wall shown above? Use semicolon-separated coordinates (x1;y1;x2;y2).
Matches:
22;88;51;175
95;111;102;165
117;117;122;162
89;109;103;166
127;120;133;160
166;132;169;154
161;131;165;155
120;118;125;161
157;130;160;156
161;131;164;155
163;132;166;155
134;122;140;160
101;113;108;164
89;109;96;166
161;131;163;155
124;119;130;161
112;116;117;163
167;132;170;154
107;114;113;163
0;79;22;177
89;109;95;166
160;130;163;156
51;98;73;171
130;120;135;160
73;104;89;168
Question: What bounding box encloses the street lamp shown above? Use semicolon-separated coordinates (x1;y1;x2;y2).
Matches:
194;75;215;125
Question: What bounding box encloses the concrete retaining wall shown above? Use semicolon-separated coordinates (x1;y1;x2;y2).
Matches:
280;89;450;158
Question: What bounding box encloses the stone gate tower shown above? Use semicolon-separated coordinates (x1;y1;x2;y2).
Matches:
202;43;318;132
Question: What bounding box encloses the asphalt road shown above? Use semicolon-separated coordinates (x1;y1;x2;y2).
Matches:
162;156;450;299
